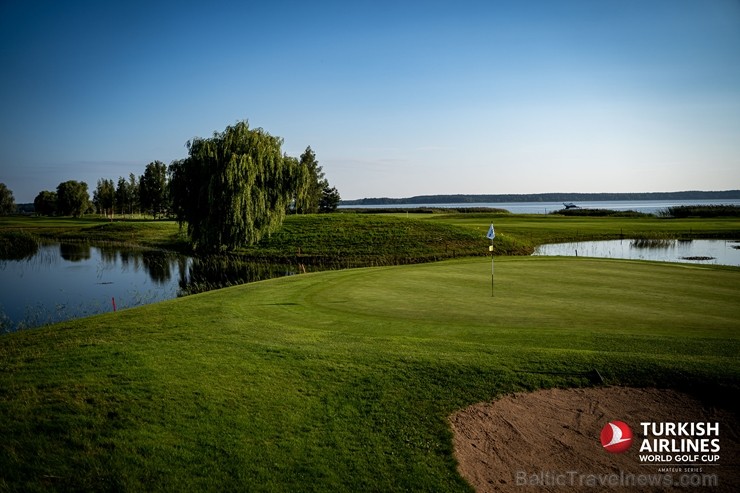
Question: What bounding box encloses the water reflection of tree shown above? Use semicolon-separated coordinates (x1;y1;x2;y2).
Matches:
69;244;181;285
118;249;143;272
98;245;120;264
180;255;296;295
177;256;190;290
142;251;173;285
59;243;91;262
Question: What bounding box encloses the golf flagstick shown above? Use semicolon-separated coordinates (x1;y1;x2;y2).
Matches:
486;224;495;297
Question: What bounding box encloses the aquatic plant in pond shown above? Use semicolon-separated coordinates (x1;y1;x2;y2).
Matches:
658;205;740;218
0;231;39;260
630;238;676;249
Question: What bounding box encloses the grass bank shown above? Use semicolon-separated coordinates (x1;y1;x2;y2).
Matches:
423;212;740;250
239;214;528;265
0;216;186;252
3;213;739;262
1;257;738;491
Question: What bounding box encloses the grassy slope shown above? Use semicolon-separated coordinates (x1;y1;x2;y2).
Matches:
1;257;738;492
3;213;739;261
240;214;529;262
422;212;740;247
0;216;185;251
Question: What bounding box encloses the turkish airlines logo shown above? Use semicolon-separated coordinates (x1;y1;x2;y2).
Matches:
601;421;633;453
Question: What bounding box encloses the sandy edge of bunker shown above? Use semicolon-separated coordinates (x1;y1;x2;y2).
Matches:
449;387;739;492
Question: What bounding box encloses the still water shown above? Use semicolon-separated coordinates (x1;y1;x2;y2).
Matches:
0;243;190;331
0;242;300;332
533;239;740;267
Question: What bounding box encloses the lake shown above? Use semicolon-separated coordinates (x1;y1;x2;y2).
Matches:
0;242;300;332
340;199;740;214
0;243;190;331
533;239;740;267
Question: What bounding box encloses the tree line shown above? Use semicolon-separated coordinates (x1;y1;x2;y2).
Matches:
342;190;740;205
5;121;341;252
33;153;338;222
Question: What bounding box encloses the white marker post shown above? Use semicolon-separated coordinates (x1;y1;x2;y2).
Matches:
486;224;495;297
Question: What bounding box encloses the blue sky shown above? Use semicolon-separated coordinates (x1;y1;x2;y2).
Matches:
1;0;739;202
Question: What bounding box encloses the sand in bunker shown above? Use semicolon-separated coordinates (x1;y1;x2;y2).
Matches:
450;387;739;492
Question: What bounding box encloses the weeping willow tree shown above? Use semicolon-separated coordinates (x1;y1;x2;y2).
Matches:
170;121;306;253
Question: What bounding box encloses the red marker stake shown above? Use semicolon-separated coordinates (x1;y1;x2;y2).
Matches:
112;297;117;312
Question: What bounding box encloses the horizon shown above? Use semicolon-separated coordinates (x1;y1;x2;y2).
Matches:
2;0;739;203
340;189;740;203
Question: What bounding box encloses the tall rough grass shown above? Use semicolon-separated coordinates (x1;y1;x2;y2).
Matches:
659;205;740;218
550;208;652;217
0;231;39;260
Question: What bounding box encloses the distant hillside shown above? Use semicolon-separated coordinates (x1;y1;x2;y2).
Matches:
340;190;740;205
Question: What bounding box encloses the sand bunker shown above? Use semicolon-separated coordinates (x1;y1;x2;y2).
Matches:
450;387;739;492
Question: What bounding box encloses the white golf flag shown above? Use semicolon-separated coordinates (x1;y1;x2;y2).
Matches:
486;224;495;240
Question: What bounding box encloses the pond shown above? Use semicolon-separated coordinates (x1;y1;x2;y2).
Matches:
533;239;740;267
0;242;302;332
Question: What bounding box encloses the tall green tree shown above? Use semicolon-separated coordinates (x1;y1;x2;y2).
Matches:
294;146;323;214
115;174;139;216
319;183;341;213
33;190;57;216
115;177;129;216
56;180;89;217
0;183;15;215
168;159;188;227
139;161;168;219
93;178;116;218
292;146;340;214
128;173;140;215
170;121;302;252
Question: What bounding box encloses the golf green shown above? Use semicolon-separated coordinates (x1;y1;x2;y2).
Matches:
1;257;738;491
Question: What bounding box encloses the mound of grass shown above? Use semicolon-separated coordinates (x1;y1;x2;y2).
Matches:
1;258;738;491
0;216;185;251
3;213;739;278
70;222;188;250
243;214;530;265
425;212;740;247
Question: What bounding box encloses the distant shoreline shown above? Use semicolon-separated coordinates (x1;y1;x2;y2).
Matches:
340;190;740;206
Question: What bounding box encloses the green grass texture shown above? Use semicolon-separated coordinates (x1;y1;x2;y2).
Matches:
3;213;739;261
1;257;738;491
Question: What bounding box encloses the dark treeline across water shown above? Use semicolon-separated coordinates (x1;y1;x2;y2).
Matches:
340;190;740;206
341;199;740;215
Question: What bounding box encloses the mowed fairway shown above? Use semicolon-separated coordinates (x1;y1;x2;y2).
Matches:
1;257;739;491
